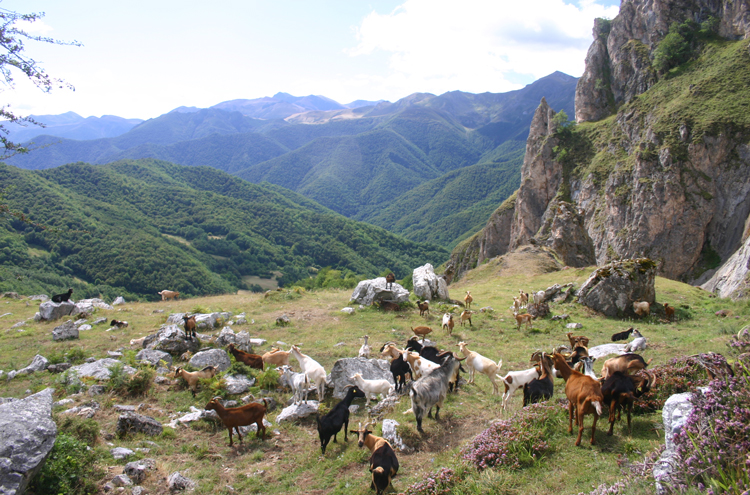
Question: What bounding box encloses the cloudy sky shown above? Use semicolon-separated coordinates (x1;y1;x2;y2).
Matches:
2;0;619;120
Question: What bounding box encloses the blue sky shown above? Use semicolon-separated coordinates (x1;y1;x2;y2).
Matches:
2;0;620;120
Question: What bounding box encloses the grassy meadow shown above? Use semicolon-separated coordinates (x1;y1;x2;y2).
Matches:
1;250;746;495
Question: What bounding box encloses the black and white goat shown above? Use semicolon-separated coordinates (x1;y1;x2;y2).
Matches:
523;351;554;406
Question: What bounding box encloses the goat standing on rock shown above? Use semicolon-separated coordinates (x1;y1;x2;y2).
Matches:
385;273;396;290
52;288;73;303
182;315;197;340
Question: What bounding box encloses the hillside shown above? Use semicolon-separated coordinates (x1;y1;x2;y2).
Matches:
0;159;448;299
5;112;144;143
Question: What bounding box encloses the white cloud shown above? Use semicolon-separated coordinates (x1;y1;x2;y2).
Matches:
15;18;55;36
347;0;618;98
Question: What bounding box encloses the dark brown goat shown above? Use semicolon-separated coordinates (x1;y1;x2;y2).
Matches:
227;343;264;370
378;301;400;312
205;397;270;446
417;300;430;317
385;273;396;290
183;314;197;340
601;371;654;435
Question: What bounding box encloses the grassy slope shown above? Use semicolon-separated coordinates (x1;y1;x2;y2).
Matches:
1;251;743;494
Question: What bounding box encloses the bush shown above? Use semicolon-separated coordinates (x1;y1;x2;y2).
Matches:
255;367;280;390
29;433;102;495
633;355;716;413
106;363;154;396
65;347;86;365
226;356;254;378
57;416;99;446
404;467;461;495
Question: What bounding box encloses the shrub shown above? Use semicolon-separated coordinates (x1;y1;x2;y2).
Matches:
57;416;99;446
255;367;280;390
29;433;102;495
404;467;460;495
55;369;85;395
65;347;87;365
226;356;254;377
106;363;154;396
633;355;716;413
653;21;699;73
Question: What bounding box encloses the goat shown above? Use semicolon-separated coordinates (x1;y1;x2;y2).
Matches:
460;310;472;327
350;421;399;495
523;352;554;406
359;335;371;359
601;371;654;435
566;332;590;349
351;372;394;406
457;342;502;394
623;329;647;352
317;385;366;454
633;301;650;317
51;288;73;303
411;326;433;339
533;290;545;307
385;273;396;290
279;365;310;404
408;352;465;432
205;397;270;445
290;345;327;401
227;343;264;370
664;303;675;321
404;350;440;380
182;315;197;340
464;291;473;310
500;365;540;410
514;313;533;331
110;319;128;329
262;347;290;367
552;352;603;446
380;343;412;393
611;327;635;342
601;353;651;380
512;297;521;314
417;300;430;317
441;313;454;335
519;290;528;306
157;290;179;301
574;356;598;380
378;301;401;312
174;366;217;396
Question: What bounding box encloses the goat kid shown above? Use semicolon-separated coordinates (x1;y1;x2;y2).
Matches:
514;313;533;331
417;300;430;317
441;313;455;335
464;291;473;310
280;365;310;404
351;372;394;406
359;335;371;359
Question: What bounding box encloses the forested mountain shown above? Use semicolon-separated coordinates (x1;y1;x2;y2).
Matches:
0;159;447;299
5;112;143;143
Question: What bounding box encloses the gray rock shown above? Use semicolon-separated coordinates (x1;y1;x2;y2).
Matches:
136;349;173;368
10;321;26;329
654;392;695;493
132;486;146;495
276;314;290;326
16;355;49;376
326;357;393;399
194;313;223;330
108;351;123;358
144;325;200;356
117;412;163;437
154;376;171;385
124;458;156;484
577;259;656;318
70;359;136;380
112;297;126;306
189;349;231;372
38;301;76;321
29;294;49;302
566;323;583;329
6;370;17;381
54;398;74;407
78;324;93;332
52;320;79;341
73;319;88;327
111;474;133;487
239;418;272;436
167;472;194;491
369;394;401;419
215;327;253;353
110;447;135;460
74;298;114;313
92;317;108;325
0;389;57;495
382;419;410;452
88;385;107;396
551;314;570;321
113;405;137;412
588;344;628;360
348;405;359;414
85;357;96;363
350;276;411;306
224;375;256;395
276;401;319;423
412;263;449;301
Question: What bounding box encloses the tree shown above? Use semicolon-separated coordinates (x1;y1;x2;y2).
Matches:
0;6;81;158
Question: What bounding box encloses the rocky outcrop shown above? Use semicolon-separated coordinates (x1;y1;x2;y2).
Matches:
701;230;750;298
214;327;253;353
117;412;163;437
326;357;394;399
577;258;657;317
350;277;410;306
70;358;136;380
38;301;75;321
653;392;695;493
0;388;57;495
188;349;231;372
143;325;201;356
412;264;449;301
136;349;173;368
52;320;79;341
535;200;596;267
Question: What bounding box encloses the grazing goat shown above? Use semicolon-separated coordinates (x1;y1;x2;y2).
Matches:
664;303;675;321
157;290;179;301
182;315;197;340
110;319;128;329
523;352;554;406
411;326;433;339
611;327;635;342
457;342;502;395
385;273;396;290
205;397;270;445
408;352;465;432
350;421;399;495
290;345;327;401
359;335;371;359
514;313;533;331
601;371;654;435
460;310;472;327
601;353;651;380
441;313;454;335
633;301;650;317
174;366;217;396
279;365;310;404
261;347;290;367
51;288;73;303
464;291;473;310
351;372;394;406
380;343;412;393
552;352;603;446
317;385;366;454
227;343;264;370
623;329;647;352
417;300;430;317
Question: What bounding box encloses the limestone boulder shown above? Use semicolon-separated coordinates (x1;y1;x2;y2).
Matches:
167;472;194;491
70;358;136;380
326;357;393;399
189;349;231;372
124;458;156;484
224;375;256;395
16;355;49;376
654;392;695;493
412;264;449;301
112;297;126;306
73;298;114;315
577;258;656;317
215;327;253;353
52;320;79;341
38;301;75;321
144;325;201;356
117;412;163;437
350;278;410;306
276;401;319;423
0;388;57;495
136;349;173;368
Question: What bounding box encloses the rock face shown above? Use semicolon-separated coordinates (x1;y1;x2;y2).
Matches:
577;259;657;317
224;375;256;395
326;357;394;399
276;401;320;423
39;301;75;321
350;277;410;306
51;320;79;341
74;298;114;314
0;388;57;495
136;349;173;368
117;412;163;437
143;325;201;356
701;233;750;298
412;264;450;301
188;349;231;372
16;355;49;376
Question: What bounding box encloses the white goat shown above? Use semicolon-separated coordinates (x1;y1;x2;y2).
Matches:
280;365;310;404
457;342;503;395
574;357;598;380
404;350;440;380
533;290;545;307
500;366;540;409
290;345;327;401
624;329;647;352
351;372;394;406
358;335;371;359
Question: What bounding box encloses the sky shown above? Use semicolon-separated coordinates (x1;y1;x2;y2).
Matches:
1;0;620;120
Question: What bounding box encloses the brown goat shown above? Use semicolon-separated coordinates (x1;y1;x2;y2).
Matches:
417;300;430;317
227;343;264;370
600;353;652;380
158;290;179;301
460;309;472;327
350;421;399;495
174;366;217;396
262;347;290;367
183;314;197;340
385;273;396;290
514;313;533;331
378;301;401;312
664;303;675;321
566;332;590;349
464;291;473;310
602;371;654;435
205;397;270;446
552;352;604;446
411;326;433;339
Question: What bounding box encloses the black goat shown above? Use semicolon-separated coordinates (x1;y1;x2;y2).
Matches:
523;352;554;406
351;421;399;495
405;337;465;392
51;288;73;303
611;327;635;342
408;352;465;433
316;386;366;454
385;273;396;290
380;343;412;393
601;371;654;435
